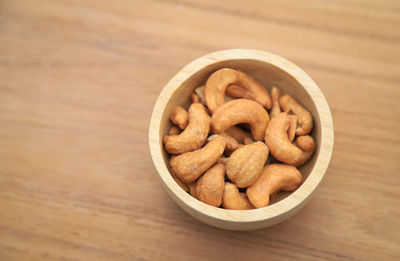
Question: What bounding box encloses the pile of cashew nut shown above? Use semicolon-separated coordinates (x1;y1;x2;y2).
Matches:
163;68;315;209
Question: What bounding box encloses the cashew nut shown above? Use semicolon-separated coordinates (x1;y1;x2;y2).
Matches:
188;181;198;199
163;126;181;144
247;164;302;208
217;156;229;165
288;115;297;142
221;133;239;152
190;92;200;104
294;135;315;167
196;164;225;207
168;126;181;136
226;84;258;101
170;106;189;130
164;103;210;154
170;135;226;183
211;99;270;141
223;126;252;144
265;112;302;165
265;112;315;166
226;141;269;188
280;95;313;135
170;168;189;192
205;68;272;113
220;133;239;152
269;86;281;119
208;133;239;152
243;137;254;145
222;182;254;210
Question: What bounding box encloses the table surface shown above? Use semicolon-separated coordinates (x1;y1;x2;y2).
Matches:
1;0;399;260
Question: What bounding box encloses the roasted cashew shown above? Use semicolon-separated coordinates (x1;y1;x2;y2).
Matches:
168;126;181;136
269;89;296;141
247;164;302;208
170;168;189;192
208;133;239;152
269;86;281;118
226;141;269;188
170;135;226;183
190;92;200;104
205;68;272;113
217;156;229;165
211;99;270;141
265;112;302;165
164;103;210;154
294;135;315;167
280;95;313;135
288;115;297;142
226;84;258;101
188;181;198;199
265;113;315;166
163;126;181;144
222;182;254;210
223;126;252;144
170;106;189;130
220;133;239;151
196;164;225;207
243;137;254;145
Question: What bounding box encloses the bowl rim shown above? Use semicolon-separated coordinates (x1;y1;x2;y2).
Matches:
149;49;334;223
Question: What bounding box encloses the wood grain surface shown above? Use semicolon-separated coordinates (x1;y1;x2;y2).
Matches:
0;0;399;260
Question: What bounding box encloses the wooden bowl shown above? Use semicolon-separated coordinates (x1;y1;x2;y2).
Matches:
149;49;334;231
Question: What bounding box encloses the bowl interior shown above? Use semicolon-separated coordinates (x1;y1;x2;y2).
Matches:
159;59;321;206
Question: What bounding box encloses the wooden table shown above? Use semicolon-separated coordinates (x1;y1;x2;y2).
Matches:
1;0;399;260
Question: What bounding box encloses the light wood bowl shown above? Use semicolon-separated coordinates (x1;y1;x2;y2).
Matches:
149;49;334;231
